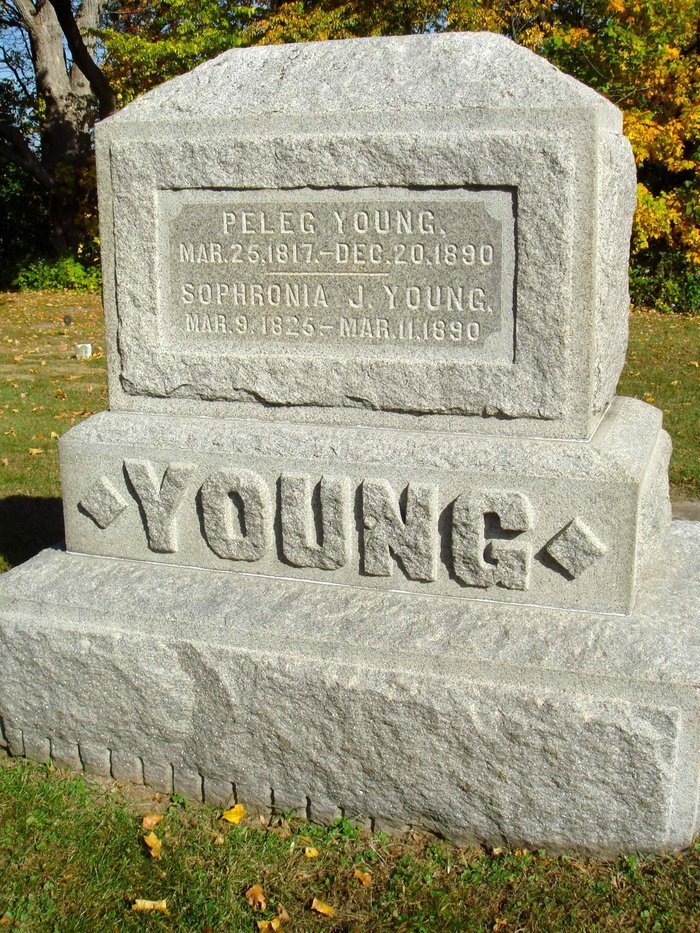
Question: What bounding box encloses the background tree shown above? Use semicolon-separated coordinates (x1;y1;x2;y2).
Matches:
100;0;253;106
0;0;113;277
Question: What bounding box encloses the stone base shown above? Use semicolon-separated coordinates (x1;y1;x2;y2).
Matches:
0;521;697;855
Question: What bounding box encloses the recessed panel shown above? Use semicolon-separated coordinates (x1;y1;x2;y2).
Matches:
160;188;515;362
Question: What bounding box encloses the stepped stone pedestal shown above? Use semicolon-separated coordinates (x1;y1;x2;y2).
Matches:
0;33;697;854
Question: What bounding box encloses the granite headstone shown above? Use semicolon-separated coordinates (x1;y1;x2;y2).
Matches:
1;34;698;854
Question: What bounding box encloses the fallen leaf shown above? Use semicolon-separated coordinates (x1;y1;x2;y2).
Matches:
491;847;504;856
28;448;43;456
257;920;281;932
277;906;291;922
245;884;266;912
0;915;12;926
212;833;225;845
141;813;163;831
354;868;373;886
304;846;319;858
222;803;246;824
143;831;162;859
310;898;334;917
132;899;168;914
50;431;59;439
1;459;7;467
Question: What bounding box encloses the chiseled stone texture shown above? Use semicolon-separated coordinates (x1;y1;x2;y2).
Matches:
60;396;670;614
96;32;636;440
0;521;697;855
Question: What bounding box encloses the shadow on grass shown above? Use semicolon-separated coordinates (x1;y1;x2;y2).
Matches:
0;496;63;570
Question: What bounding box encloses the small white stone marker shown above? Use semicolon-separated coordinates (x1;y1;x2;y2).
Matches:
75;343;92;359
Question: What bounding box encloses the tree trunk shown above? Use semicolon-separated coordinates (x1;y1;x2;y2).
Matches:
4;0;110;253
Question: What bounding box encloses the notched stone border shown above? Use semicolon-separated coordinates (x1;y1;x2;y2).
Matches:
0;720;406;831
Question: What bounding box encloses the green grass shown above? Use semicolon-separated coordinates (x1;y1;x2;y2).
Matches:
0;291;107;572
0;755;698;932
618;309;699;498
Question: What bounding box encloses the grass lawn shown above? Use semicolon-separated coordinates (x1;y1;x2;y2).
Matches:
0;292;699;929
0;291;107;573
617;309;699;499
0;755;698;932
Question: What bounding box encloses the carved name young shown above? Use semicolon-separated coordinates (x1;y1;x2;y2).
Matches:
80;460;609;599
161;188;515;363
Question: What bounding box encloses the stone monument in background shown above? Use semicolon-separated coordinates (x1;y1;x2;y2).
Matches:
0;33;698;854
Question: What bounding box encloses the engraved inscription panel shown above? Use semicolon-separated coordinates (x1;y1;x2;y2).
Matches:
161;188;515;362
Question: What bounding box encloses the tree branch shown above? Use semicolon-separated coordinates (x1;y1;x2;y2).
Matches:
0;47;33;99
6;0;36;29
46;0;114;116
75;0;103;32
0;123;53;187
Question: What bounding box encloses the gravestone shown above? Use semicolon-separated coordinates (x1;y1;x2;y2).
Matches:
1;33;698;854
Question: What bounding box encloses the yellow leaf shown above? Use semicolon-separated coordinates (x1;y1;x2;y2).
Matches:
28;448;43;456
257;920;282;932
245;884;266;912
310;898;334;917
304;846;319;858
277;906;291;922
141;813;163;831
0;459;7;468
132;899;168;914
143;831;162;859
50;431;59;439
354;868;373;885
222;803;246;824
0;915;12;925
212;833;225;845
